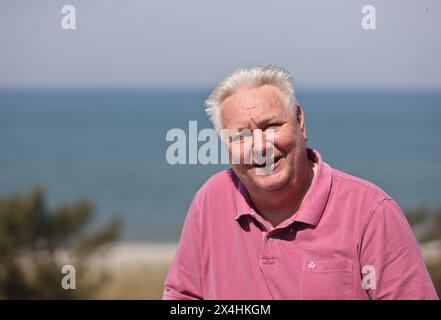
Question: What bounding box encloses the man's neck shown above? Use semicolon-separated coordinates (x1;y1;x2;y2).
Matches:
250;158;317;229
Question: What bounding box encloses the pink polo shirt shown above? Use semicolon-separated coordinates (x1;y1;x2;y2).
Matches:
163;149;438;300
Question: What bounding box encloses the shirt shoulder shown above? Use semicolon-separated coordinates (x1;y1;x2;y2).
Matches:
189;168;242;227
195;168;239;200
331;167;393;202
328;166;399;233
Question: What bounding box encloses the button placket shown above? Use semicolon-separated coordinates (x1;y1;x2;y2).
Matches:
260;232;280;264
258;228;289;299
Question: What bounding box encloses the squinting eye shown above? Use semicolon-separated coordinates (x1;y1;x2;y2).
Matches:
234;131;252;140
231;133;251;142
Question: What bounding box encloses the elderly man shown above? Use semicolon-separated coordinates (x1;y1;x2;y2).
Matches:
163;66;438;300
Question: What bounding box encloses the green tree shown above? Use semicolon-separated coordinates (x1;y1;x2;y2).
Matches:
0;185;121;299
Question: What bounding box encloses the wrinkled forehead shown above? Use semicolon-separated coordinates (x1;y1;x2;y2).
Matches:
220;85;293;129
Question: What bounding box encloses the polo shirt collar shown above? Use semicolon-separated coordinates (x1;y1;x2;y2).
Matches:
234;148;332;228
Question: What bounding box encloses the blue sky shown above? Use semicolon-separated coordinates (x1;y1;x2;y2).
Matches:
0;0;440;89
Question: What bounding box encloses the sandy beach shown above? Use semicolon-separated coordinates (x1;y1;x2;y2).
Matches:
91;242;178;270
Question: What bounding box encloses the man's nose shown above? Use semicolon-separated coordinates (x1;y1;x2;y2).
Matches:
252;130;267;156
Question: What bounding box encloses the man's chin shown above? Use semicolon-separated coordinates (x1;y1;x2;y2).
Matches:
249;170;290;192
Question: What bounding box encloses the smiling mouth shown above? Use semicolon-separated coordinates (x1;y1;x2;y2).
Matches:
253;156;282;168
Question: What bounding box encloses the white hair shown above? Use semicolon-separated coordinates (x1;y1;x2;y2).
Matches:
205;65;298;132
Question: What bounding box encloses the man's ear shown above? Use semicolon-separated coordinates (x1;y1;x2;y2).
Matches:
296;104;307;141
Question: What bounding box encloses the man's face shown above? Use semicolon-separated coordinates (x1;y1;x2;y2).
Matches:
220;84;308;193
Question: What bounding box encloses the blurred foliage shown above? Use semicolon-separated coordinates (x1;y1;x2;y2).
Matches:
421;210;441;244
427;260;441;298
405;207;428;227
0;185;121;299
405;207;441;298
405;207;441;243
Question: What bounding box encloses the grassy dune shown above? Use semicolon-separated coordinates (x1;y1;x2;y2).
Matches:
95;263;170;299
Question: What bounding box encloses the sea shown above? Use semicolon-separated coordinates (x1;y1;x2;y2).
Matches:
1;88;440;241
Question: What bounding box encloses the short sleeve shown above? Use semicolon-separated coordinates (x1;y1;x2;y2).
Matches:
162;194;203;300
359;199;438;300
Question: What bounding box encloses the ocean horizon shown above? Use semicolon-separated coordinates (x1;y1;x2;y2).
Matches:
1;88;440;241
